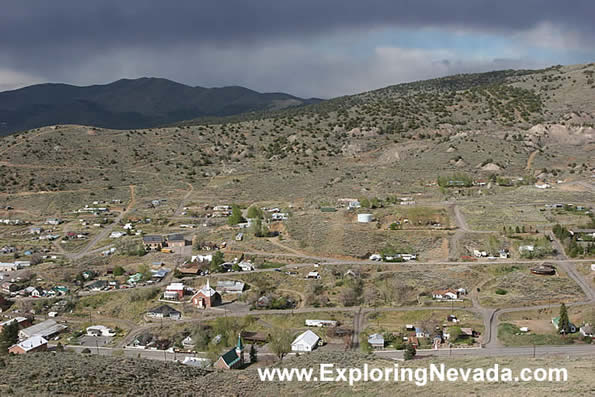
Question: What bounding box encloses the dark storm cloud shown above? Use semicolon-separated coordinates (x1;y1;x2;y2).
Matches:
2;0;594;49
0;1;594;96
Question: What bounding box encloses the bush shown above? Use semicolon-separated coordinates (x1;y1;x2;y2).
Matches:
81;348;91;354
404;343;416;360
495;288;508;295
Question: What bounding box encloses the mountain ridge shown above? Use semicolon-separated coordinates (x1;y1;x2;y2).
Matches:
0;77;322;136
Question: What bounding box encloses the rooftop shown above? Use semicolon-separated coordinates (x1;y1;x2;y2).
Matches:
143;235;164;243
20;319;66;339
292;330;320;347
13;335;47;351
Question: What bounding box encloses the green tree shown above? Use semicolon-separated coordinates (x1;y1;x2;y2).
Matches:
249;344;257;363
210;251;224;272
0;320;19;354
559;303;571;334
228;204;244;225
113;266;125;277
359;198;370;209
404;343;416;360
251;218;269;238
269;328;292;360
448;326;462;343
137;264;152;281
246;206;263;219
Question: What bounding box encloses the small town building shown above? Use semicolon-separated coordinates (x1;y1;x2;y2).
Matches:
164;283;186;300
214;334;244;370
238;261;254;271
8;335;48;354
357;213;374;223
415;327;428;338
143;235;164;251
182;335;194;349
216;280;245;294
368;333;385;349
306;271;320;279
305;319;338;328
167;234;186;248
182;356;211;368
432;289;460;300
580;324;593;338
0;317;31;332
191;280;222;308
19;319;67;340
86;325;116;337
291;330;320;352
146;305;182;320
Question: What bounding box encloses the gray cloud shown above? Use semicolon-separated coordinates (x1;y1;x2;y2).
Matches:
0;1;594;97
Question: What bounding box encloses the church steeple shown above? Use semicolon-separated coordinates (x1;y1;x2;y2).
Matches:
236;333;244;352
235;333;244;365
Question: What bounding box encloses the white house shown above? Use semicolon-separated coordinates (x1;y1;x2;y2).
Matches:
182;356;211;368
306;271;320;279
192;254;213;263
400;254;417;261
357;213;374;223
271;213;289;221
110;231;125;238
291;330;320;352
432;289;459;300
368;333;385;349
86;325;116;337
579;324;593;338
519;245;534;253
305;319;338;328
238;261;254;271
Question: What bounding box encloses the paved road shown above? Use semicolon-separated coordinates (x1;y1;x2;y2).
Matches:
376;344;595;359
63;342;595;363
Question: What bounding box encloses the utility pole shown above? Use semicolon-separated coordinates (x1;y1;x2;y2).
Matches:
532;344;536;358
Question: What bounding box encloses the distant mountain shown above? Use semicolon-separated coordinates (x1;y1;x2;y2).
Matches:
0;77;321;135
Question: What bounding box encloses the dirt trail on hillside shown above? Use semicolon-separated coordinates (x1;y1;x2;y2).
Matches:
525;150;538;170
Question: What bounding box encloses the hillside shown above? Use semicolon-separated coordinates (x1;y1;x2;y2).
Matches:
0;352;592;396
0;78;320;136
0;63;593;212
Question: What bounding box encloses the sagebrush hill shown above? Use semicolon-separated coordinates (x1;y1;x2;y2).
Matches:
0;63;593;210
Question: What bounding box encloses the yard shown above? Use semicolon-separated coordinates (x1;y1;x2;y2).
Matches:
498;304;594;346
478;264;585;308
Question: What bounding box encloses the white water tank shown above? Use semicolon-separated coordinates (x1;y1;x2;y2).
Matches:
357;213;373;223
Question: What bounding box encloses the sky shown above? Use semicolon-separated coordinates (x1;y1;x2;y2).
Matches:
1;1;594;98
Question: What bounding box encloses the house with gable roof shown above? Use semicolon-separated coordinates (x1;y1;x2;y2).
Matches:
191;279;221;308
214;334;245;370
